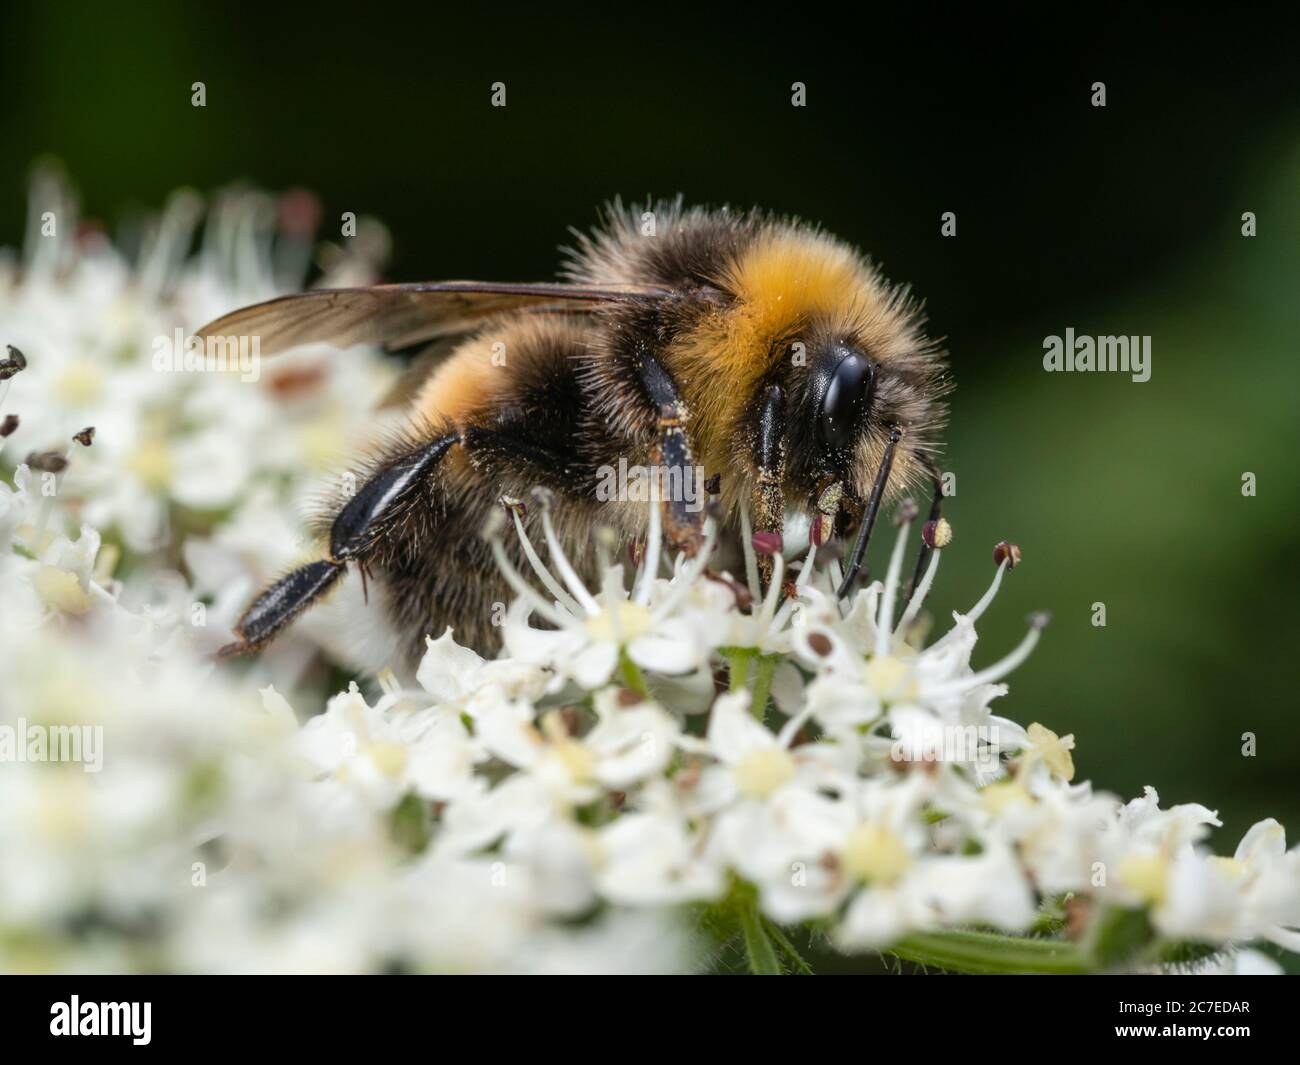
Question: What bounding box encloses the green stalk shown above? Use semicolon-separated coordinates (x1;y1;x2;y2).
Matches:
886;930;1090;975
619;652;650;698
739;897;781;975
722;647;755;693
749;654;778;722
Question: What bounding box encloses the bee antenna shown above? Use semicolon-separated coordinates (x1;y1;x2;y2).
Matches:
835;425;902;600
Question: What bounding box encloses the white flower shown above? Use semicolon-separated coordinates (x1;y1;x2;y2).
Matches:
1;168;399;575
691;691;852;814
293;682;483;808
790;513;1039;789
474;692;681;805
495;495;719;687
982;775;1121;895
1155;819;1300;951
415;627;550;714
595;794;725;907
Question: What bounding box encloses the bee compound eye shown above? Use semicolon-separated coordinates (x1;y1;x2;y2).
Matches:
818;351;875;451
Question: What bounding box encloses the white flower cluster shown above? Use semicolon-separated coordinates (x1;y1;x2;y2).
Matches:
1;167;402;678
0;470;690;973
2;175;1296;974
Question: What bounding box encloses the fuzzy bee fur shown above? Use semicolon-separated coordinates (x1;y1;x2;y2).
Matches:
202;201;950;667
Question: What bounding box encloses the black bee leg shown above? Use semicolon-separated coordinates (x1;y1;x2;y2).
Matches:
836;425;903;599
219;432;458;657
633;342;706;555
900;462;945;615
218;560;346;656
751;384;786;588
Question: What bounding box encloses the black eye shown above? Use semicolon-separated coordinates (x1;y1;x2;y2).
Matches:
819;350;875;450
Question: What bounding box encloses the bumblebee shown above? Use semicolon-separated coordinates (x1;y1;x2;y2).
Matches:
202;201;949;666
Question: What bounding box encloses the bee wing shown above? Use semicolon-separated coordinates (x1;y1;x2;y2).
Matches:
195;281;673;355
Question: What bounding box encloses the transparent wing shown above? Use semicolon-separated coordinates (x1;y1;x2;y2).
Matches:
196;280;672;355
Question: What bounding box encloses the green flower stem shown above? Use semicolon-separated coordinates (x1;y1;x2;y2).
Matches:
886;928;1225;974
722;647;755;693
720;647;778;720
739;897;782;975
748;654;779;722
619;652;651;698
887;930;1091;975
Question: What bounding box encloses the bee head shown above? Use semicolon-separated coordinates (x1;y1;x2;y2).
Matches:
776;332;947;514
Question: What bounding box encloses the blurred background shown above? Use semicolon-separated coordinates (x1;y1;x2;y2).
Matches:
2;5;1297;964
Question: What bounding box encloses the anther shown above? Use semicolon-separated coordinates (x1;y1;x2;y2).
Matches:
893;498;920;526
26;450;67;473
807;632;833;657
992;541;1022;569
922;518;952;549
0;344;27;380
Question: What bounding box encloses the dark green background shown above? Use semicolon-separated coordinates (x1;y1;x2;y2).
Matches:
3;4;1297;943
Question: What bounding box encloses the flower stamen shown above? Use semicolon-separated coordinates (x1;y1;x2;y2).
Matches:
928;611;1051;697
508;505;582;615
875;503;916;658
535;490;599;616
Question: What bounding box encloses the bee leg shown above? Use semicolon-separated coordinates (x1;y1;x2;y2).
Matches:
836;425;903;599
633;343;705;556
751;384;786;589
219;432;459;657
217;559;346;656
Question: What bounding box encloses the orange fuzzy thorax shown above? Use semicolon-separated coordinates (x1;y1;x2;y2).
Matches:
670;229;900;476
